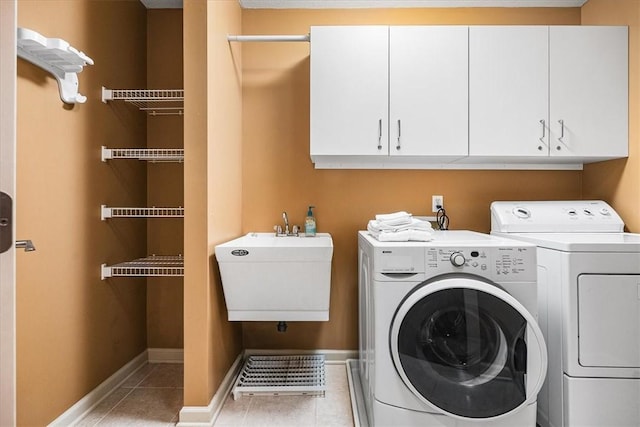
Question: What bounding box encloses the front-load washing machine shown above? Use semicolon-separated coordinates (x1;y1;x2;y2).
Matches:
358;230;547;427
491;200;640;427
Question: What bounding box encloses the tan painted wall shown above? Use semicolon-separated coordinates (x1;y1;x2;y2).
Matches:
13;0;634;420
146;9;184;349
183;0;243;406
582;0;640;232
16;1;147;425
240;8;582;350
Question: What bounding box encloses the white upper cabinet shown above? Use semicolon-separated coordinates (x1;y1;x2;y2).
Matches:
469;25;628;163
310;26;389;158
311;25;469;166
469;26;549;158
310;25;628;169
389;26;468;158
549;26;628;159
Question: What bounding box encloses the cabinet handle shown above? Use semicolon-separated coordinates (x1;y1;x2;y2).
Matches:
377;119;382;150
558;119;564;143
396;119;401;150
538;119;546;151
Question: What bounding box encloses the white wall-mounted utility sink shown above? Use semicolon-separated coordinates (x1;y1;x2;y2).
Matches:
215;233;333;321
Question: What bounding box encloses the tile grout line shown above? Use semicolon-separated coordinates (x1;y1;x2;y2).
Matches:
91;386;138;426
77;363;156;426
129;363;158;389
95;363;182;426
240;395;254;427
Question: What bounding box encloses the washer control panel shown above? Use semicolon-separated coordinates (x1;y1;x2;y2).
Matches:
426;245;536;282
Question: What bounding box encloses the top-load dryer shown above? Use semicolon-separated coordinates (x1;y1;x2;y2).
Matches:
491;200;640;427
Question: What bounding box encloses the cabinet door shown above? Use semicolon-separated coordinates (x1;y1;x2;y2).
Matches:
469;26;549;157
389;26;468;157
549;26;628;159
310;26;389;157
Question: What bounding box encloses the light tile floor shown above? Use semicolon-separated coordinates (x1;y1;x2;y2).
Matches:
77;362;354;427
77;363;184;426
214;363;354;427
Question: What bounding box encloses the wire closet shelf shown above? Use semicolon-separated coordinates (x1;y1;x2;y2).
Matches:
101;205;184;220
102;87;184;116
101;255;184;280
101;146;184;162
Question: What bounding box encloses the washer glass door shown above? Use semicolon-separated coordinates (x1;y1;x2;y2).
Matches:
391;275;533;419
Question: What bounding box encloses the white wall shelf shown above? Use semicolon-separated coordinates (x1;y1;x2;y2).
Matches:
101;146;184;162
17;27;94;104
101;205;184;220
102;87;184;116
101;255;184;280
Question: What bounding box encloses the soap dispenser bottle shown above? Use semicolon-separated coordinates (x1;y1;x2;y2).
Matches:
305;206;316;237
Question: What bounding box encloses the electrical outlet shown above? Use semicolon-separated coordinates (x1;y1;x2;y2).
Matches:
432;195;444;213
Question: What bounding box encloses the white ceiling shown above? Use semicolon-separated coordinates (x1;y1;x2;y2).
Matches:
239;0;588;8
141;0;587;9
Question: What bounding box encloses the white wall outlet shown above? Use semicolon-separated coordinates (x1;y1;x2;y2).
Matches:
432;195;444;213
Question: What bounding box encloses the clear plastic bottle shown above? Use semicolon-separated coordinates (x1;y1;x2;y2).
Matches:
305;206;316;237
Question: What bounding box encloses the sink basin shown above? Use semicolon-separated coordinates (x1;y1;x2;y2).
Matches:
215;233;333;321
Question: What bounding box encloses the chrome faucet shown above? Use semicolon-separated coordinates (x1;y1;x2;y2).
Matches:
273;211;299;237
282;211;290;235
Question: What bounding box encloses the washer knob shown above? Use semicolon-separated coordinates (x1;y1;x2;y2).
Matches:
450;252;466;267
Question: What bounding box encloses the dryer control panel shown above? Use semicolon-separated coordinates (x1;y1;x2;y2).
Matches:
491;200;624;233
425;245;536;282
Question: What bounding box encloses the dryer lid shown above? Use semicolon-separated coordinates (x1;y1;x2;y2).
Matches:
490;200;624;233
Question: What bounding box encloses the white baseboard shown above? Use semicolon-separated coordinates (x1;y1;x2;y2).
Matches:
50;348;185;427
50;351;149;427
176;352;244;427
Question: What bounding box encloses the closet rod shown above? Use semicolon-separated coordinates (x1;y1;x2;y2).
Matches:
227;34;310;42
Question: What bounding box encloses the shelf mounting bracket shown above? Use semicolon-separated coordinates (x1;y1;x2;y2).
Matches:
16;28;93;104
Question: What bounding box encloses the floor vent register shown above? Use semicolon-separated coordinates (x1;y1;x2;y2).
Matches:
232;355;326;399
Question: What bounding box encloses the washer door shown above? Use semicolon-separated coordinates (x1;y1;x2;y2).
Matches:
390;274;546;420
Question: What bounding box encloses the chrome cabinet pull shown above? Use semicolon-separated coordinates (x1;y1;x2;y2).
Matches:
558;119;564;142
538;119;546;151
396;119;401;150
557;119;564;151
377;119;382;150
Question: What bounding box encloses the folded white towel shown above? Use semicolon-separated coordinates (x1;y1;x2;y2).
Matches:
375;211;410;222
368;211;433;242
374;211;412;226
367;218;432;233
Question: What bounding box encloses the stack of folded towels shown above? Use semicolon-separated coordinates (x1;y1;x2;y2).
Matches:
367;211;434;242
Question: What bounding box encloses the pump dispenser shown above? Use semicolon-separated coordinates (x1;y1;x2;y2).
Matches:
305;206;316;237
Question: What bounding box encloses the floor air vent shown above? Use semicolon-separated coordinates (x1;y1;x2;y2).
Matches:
232;355;326;400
